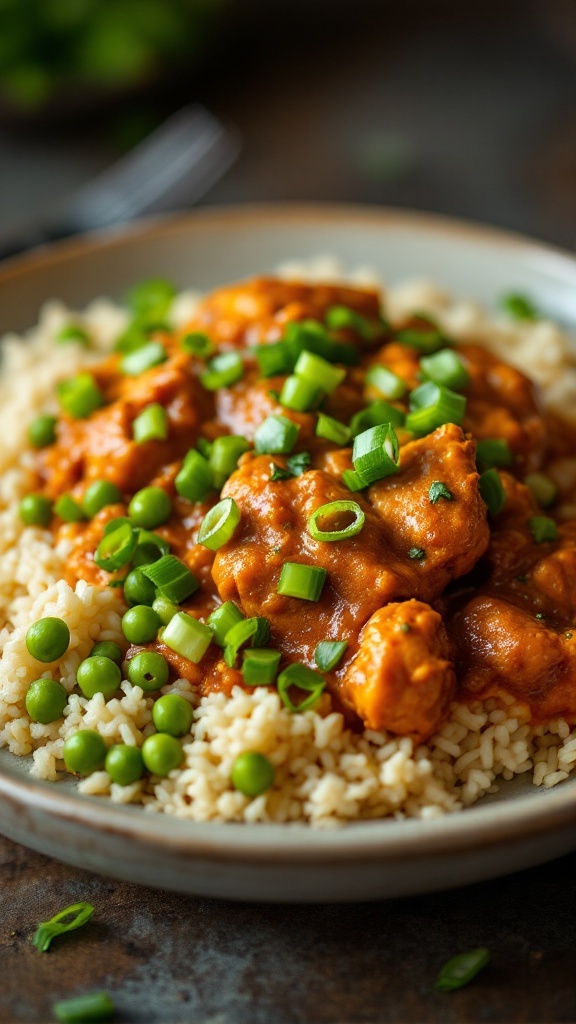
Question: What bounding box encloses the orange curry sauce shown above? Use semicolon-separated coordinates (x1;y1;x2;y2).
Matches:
34;277;576;741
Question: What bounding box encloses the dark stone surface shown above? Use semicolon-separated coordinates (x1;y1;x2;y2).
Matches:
1;837;575;1023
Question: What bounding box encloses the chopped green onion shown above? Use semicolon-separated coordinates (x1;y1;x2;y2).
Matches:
196;437;213;459
314;640;347;672
405;382;466;435
55;324;90;346
162;611;213;663
352;424;399;485
53;991;115;1023
479;468;506;516
420;349;470;390
277;562;326;601
242;648;281;686
501;293;538;321
277;663;326;712
409;547;426;561
132;403;168;443
54;494;87;523
132;529;170;567
528;516;558;543
342;469;366;492
284;319;359;366
476;438;513;472
180;331;214;358
208;601;245;646
254;415;299;455
197;497;241;550
120;341;167;376
28;414;57;449
270;452;312;481
254;340;293;377
524;473;557;508
114;322;151;354
396;318;445;353
349;399;405;438
94;518;138;571
325;304;377;341
224;617;270;667
294;350;346;393
209;435;250;488
308;500;365;542
200;351;244;390
434;947;490;992
175;449;214;503
316;414;351;445
279;374;323;412
32;901;94;952
428;481;454;504
142;555;199;603
152;595;179;625
57;374;104;419
365;364;407;400
126;277;176;320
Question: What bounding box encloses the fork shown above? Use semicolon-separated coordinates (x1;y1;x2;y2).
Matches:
0;104;240;262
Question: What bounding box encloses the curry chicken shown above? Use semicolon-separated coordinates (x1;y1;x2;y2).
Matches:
34;277;576;743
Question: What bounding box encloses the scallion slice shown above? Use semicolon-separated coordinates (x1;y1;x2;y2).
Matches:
479;468;506;516
396;319;445;353
428;481;453;504
314;640;347;672
405;382;466;435
501;293;538;321
294;350;346;393
197;497;241;550
180;331;214;358
162;611;213;663
126;277;176;320
120;341;167;376
308;500;365;542
175;449;214;503
434;948;491;992
409;547;426;561
476;438;513;472
208;601;244;646
242;648;281;686
277;562;326;601
57;374;104;419
325;304;377;341
254;340;293;377
352;424;400;485
270;452;312;480
254;415;299;455
224;617;270;667
524;473;557;508
342;468;366;492
528;516;558;543
94;518;138;571
200;351;244;390
55;324;90;346
132;403;169;443
209;435;250;488
365;364;407;400
277;663;326;712
53;991;115;1024
132;529;170;567
32;901;94;952
419;349;470;390
142;555;199;603
349;399;405;438
279;374;323;412
315;414;351;445
54;494;87;523
283;319;359;366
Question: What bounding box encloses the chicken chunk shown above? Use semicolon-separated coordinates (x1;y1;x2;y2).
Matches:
339;600;456;740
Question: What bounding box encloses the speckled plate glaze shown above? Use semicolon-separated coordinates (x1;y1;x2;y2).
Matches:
1;205;575;902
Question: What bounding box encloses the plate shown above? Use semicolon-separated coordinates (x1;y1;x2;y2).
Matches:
1;204;575;902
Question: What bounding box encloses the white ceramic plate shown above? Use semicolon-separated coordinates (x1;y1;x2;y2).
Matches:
1;204;575;902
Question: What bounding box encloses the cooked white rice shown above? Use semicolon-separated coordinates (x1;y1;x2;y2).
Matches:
1;265;575;826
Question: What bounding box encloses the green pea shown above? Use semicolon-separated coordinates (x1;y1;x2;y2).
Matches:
105;744;144;786
141;733;183;776
152;693;193;737
231;751;275;797
127;650;169;692
63;730;107;775
25;678;68;724
26;617;70;663
19;494;53;527
76;656;121;699
90;641;123;665
28;414;57;449
82;480;123;518
128;486;172;529
123;567;156;607
121;605;160;645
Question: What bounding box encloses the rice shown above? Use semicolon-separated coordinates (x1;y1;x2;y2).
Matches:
1;265;575;826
